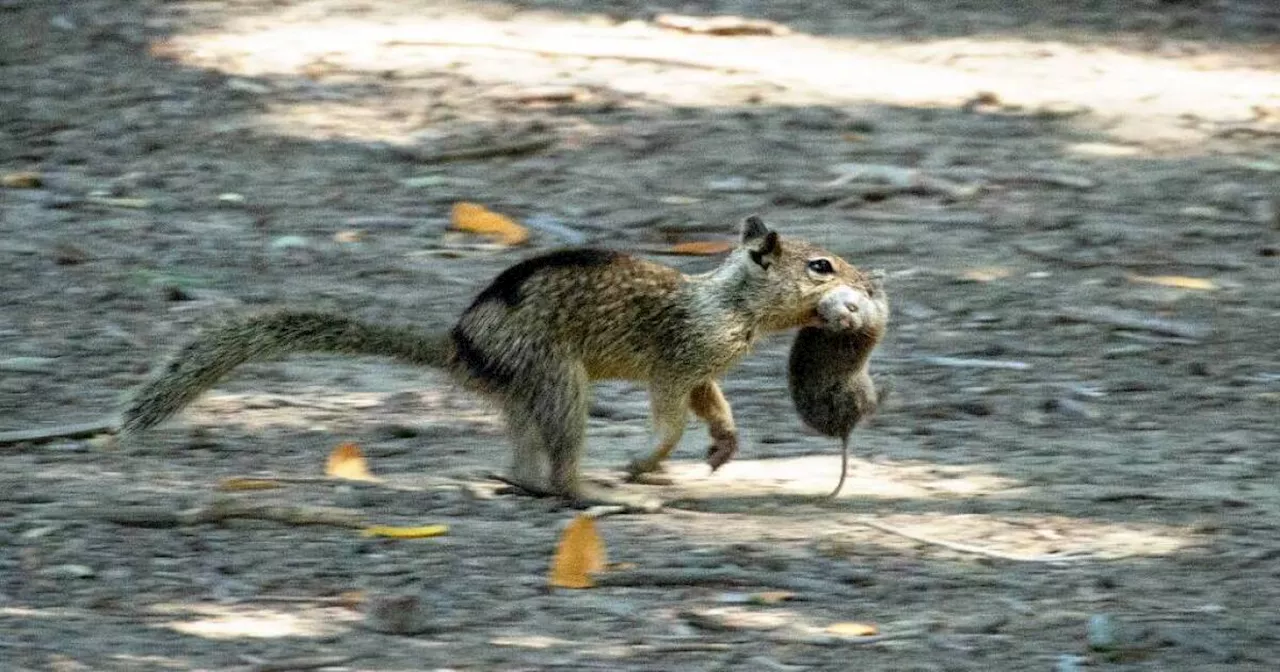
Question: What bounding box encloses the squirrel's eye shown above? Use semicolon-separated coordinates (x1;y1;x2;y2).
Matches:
807;258;834;274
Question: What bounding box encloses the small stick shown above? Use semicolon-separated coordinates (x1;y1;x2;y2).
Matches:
855;518;1092;564
98;500;367;529
1015;243;1246;271
0;419;116;446
218;475;422;492
1056;306;1210;340
240;654;359;672
766;628;926;646
592;567;858;597
383;40;743;73
838;210;991;227
918;355;1031;371
395;135;555;163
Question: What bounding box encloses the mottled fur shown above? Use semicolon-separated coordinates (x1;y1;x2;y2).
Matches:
120;216;878;511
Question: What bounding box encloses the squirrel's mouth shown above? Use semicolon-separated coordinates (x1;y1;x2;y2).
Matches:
804;308;827;328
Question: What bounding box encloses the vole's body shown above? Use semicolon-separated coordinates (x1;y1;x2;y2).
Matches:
787;273;890;498
121;216;881;511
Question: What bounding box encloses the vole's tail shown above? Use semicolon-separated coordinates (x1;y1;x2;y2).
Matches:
119;310;453;436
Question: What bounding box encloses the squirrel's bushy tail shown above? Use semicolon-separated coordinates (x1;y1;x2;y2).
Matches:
119;310;452;435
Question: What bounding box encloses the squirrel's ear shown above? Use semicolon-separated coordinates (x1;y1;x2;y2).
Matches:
740;214;771;243
747;230;781;270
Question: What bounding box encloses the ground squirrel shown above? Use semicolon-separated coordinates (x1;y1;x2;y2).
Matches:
120;216;882;511
787;271;890;498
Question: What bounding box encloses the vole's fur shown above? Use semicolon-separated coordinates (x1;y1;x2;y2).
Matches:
787;272;890;498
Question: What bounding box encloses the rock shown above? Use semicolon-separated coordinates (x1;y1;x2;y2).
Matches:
363;593;438;635
269;235;309;250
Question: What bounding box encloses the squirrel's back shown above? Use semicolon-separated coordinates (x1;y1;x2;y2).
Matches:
450;247;744;385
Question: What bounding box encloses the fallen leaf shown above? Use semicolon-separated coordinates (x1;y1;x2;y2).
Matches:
1126;274;1217;291
217;478;285;491
326;442;377;481
450;202;530;246
2;172;42;188
667;241;735;256
362;524;449;539
548;514;607;589
825;622;879;637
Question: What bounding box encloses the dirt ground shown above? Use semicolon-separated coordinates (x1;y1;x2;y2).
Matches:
2;1;1279;670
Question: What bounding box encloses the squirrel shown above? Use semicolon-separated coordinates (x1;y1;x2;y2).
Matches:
787;271;891;499
119;215;884;512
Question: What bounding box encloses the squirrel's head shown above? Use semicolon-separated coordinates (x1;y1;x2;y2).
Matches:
732;215;889;335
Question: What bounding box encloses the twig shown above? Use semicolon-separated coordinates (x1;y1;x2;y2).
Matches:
592;567;858;597
241;654;359;672
0;419;116;446
929;167;1097;190
918;355;1031;371
766;628;926;646
1056;306;1210;340
98;499;366;529
838;210;991;227
855;519;1092;564
634;642;735;653
825;163;981;200
217;475;422;492
393;135;556;163
383;40;743;73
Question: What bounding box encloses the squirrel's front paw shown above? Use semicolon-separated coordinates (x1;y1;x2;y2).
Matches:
705;431;739;472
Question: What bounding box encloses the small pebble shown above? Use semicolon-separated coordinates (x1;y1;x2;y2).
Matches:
0;356;57;373
1086;613;1117;650
41;564;96;579
269;235;310;250
363;593;438;635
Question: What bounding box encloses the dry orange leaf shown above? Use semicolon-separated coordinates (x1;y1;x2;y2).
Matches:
217;477;284;491
1126;274;1217;291
548;514;607;589
325;442;377;481
667;241;735;256
450;202;530;246
361;524;449;539
826;622;879;637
